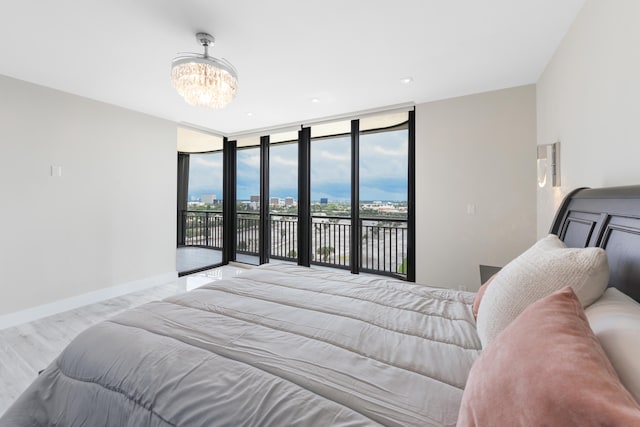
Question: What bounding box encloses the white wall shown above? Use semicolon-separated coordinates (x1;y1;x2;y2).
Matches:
537;0;640;236
415;85;537;290
0;75;177;316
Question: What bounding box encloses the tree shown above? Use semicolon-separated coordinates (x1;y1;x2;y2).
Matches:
397;257;407;274
317;246;335;262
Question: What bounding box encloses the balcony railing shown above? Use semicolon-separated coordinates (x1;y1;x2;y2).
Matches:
360;217;408;275
270;214;299;260
179;210;408;277
237;212;260;255
311;216;351;268
179;210;223;249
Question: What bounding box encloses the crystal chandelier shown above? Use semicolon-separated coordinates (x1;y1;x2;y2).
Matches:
171;32;238;109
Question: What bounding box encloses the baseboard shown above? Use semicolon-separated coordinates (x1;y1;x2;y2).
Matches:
0;271;178;330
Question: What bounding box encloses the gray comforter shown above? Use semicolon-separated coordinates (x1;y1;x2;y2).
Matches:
1;264;481;426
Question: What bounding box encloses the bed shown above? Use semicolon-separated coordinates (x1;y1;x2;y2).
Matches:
3;185;640;426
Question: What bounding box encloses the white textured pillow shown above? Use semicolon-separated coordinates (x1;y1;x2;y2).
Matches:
477;234;609;347
586;288;640;403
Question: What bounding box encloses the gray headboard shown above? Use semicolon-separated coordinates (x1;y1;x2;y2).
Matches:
550;185;640;302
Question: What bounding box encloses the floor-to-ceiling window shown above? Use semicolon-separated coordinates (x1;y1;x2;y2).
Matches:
176;128;225;275
302;112;411;278
187;151;224;247
269;133;298;262
359;117;409;276
310;122;352;268
235;140;261;265
176;110;414;280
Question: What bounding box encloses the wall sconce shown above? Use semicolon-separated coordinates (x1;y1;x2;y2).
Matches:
537;142;560;188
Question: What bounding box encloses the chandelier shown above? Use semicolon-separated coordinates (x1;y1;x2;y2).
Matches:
171;32;238;109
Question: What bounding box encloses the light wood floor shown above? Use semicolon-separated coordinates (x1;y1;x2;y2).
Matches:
0;265;247;416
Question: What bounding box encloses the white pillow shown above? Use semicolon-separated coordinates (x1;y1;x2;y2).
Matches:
477;234;609;347
586;288;640;403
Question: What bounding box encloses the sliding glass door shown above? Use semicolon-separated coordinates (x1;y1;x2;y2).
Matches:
269;140;298;261
186;151;224;249
302;112;412;278
236;146;261;265
176;128;225;275
359;124;409;276
310;131;352;268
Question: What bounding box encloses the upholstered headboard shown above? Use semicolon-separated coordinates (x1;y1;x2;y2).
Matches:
550;185;640;302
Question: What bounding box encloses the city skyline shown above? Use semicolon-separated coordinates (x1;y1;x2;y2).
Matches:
188;129;408;202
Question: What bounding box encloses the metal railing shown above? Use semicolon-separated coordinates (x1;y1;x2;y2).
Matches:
309;216;408;276
236;212;260;255
179;210;408;277
311;216;351;269
360;217;408;276
270;214;299;260
180;210;223;248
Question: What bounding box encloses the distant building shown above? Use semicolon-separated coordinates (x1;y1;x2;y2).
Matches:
201;194;216;204
285;197;294;206
320;198;328;205
361;201;401;214
250;195;260;203
270;197;281;206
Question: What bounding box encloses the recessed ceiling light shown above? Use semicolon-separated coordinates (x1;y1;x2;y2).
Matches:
400;77;414;84
246;112;253;116
311;98;320;103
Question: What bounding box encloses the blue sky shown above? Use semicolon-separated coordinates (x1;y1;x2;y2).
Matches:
188;129;408;202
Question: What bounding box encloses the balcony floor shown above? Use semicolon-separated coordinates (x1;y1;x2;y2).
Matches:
177;247;260;275
177;247;222;274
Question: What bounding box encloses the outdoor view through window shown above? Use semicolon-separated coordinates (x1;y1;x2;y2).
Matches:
184;125;408;275
187;130;407;213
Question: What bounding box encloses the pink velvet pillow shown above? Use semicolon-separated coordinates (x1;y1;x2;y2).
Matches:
458;287;640;427
472;275;495;319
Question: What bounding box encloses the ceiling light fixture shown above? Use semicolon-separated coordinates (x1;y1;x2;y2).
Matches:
171;32;238;109
400;77;414;84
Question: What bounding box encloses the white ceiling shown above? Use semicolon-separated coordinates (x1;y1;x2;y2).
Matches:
0;0;584;136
